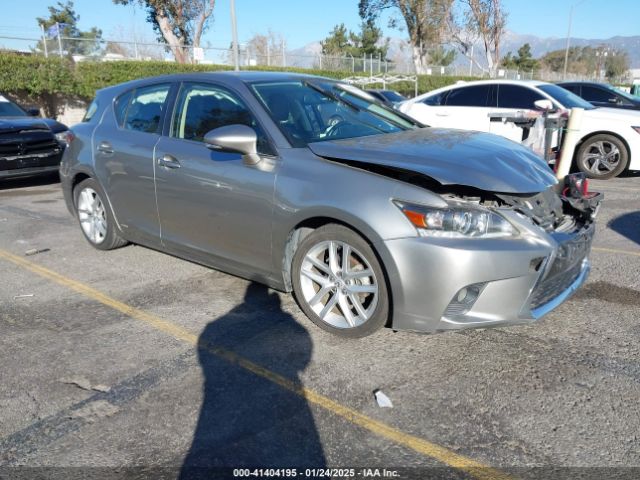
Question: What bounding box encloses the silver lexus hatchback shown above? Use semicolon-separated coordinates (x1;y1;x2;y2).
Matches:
60;72;601;338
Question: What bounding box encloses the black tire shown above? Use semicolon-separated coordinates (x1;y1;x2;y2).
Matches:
291;224;390;338
73;178;128;250
576;134;628;180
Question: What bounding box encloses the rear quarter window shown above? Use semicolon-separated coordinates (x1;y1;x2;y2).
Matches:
82;99;99;122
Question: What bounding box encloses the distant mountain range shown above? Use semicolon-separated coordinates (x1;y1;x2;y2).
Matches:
288;32;640;70
499;31;640;68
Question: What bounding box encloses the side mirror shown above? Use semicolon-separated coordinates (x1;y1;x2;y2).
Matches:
534;99;555;112
203;124;261;165
26;107;41;117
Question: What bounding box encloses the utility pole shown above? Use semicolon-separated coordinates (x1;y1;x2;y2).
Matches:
282;40;286;67
56;22;63;58
40;24;48;58
230;0;240;71
563;0;587;80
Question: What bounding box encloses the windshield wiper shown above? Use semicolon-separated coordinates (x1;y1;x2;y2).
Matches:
303;81;361;113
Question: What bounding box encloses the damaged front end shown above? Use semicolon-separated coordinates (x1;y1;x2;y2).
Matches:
434;172;602;323
382;168;602;330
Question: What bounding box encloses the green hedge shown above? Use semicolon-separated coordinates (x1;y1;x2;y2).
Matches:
0;52;475;102
0;53;75;96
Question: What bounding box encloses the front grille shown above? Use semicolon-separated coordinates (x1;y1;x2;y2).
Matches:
0;131;61;171
529;229;593;310
530;260;584;309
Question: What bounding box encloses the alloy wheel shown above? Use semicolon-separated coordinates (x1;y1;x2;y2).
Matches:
299;240;378;329
582;140;621;175
77;187;107;245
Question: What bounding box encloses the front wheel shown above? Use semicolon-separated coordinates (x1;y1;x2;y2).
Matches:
575;134;628;179
292;224;389;338
73;178;127;250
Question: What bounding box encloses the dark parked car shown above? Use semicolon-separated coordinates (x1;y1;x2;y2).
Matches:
558;82;640;110
366;89;407;107
60;72;599;338
0;94;71;180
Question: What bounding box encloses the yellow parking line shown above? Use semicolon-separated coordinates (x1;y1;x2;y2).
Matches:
0;248;511;480
592;246;640;258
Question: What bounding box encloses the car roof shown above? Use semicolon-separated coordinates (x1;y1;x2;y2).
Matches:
557;81;609;87
408;79;549;102
96;70;334;97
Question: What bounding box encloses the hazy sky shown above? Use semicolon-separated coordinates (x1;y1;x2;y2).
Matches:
1;0;638;49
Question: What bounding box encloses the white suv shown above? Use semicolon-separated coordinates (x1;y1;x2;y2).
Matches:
400;79;640;179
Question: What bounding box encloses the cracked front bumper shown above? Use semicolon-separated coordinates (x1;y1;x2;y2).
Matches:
381;222;595;333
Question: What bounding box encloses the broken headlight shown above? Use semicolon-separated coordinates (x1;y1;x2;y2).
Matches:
396;201;518;238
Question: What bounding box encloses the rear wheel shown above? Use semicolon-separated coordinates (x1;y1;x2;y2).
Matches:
292;224;389;338
73;178;127;250
576;134;628;179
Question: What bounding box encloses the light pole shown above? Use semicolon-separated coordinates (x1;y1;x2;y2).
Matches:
230;0;240;71
562;0;587;80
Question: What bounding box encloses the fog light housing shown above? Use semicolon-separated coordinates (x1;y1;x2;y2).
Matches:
443;283;486;317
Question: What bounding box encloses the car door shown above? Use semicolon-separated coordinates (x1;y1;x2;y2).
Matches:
93;83;172;244
154;81;278;276
435;84;496;131
492;84;547;142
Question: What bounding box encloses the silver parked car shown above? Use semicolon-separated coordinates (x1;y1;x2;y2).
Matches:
60;72;601;338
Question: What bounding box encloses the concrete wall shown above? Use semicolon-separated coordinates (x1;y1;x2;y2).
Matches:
57;102;88;127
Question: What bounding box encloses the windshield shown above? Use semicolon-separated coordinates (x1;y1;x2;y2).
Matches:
251;80;418;147
0;95;27;117
380;91;406;103
540;84;595;110
603;84;639;103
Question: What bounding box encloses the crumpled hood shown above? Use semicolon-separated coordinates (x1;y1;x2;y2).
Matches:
307;128;558;194
0;117;52;135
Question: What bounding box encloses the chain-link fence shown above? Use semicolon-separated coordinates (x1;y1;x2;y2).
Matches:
0;33;625;84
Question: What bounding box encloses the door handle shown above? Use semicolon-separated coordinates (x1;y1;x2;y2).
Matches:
97;141;113;154
157;154;181;169
435;111;450;117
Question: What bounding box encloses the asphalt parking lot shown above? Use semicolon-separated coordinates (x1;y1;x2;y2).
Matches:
0;173;639;480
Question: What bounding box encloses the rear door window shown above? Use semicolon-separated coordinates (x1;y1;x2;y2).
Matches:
497;84;545;109
114;90;133;127
444;85;495;107
120;84;171;133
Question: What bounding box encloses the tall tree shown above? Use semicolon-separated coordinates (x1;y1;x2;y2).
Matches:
321;24;351;56
359;0;454;74
350;19;389;58
427;45;456;66
36;1;102;56
246;30;285;66
604;51;629;82
321;21;388;59
501;43;538;71
113;0;215;63
450;0;506;77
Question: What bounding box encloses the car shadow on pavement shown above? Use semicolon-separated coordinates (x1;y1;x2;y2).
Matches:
180;282;326;479
608;211;640;246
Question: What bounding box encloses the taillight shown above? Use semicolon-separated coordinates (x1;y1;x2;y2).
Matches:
55;130;75;147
